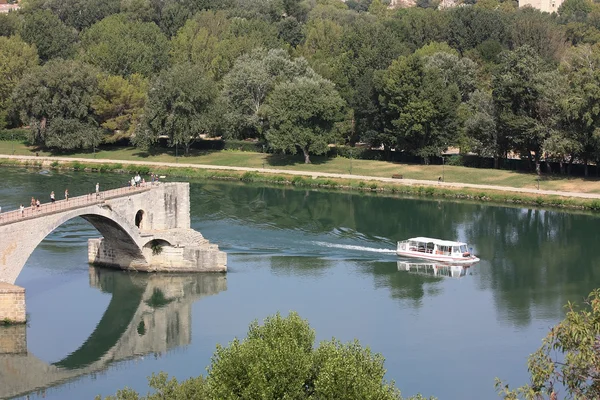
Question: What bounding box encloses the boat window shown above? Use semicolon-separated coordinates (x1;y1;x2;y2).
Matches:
452;246;459;253
460;245;468;253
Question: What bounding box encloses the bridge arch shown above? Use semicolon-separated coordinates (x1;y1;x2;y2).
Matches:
0;204;148;285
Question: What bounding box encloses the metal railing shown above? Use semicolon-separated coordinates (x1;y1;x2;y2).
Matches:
0;183;157;226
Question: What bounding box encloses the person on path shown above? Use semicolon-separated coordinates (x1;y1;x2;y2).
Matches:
36;199;40;210
50;191;55;203
30;197;35;209
19;204;24;216
96;183;100;198
65;189;69;201
130;177;135;188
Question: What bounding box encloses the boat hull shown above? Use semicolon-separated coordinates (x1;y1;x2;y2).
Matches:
396;250;480;265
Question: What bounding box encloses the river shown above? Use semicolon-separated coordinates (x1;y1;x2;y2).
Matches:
0;167;599;400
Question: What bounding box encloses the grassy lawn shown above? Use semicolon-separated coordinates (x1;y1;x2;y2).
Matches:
1;140;598;193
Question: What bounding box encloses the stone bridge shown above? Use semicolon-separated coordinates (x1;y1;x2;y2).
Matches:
0;182;227;322
0;267;227;400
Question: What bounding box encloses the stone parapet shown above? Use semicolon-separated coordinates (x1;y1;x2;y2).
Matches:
0;283;26;324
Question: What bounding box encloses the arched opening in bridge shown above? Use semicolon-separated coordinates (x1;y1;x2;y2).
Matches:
144;239;171;256
135;210;144;229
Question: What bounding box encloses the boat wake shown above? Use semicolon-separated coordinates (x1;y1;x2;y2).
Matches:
313;241;396;254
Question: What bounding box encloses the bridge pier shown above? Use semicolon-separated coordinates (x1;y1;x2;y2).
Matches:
0;324;27;354
0;283;26;324
88;236;227;272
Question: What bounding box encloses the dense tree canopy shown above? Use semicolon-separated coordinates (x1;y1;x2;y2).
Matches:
262;76;345;163
11;59;102;149
0;35;38;128
79;14;170;77
134;63;219;153
4;0;600;171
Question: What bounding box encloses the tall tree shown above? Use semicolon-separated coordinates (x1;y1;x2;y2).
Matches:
20;10;77;62
376;54;461;160
135;63;219;154
0;36;38;129
170;11;281;80
221;48;316;140
557;43;600;175
261;76;345;163
12;60;102;149
79;14;170;77
91;74;148;142
492;46;560;173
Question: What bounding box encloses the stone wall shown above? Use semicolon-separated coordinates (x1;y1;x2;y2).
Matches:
0;283;25;323
0;324;27;354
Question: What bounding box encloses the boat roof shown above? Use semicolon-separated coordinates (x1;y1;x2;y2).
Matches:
406;237;468;246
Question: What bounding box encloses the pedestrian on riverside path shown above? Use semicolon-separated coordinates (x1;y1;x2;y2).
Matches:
36;199;40;210
65;189;69;201
19;204;24;216
96;183;100;198
30;197;35;209
50;191;55;203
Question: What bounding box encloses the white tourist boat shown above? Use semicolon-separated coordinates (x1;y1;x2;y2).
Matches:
396;237;480;265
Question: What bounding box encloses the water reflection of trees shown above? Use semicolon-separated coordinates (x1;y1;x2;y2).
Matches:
190;182;476;241
464;206;600;326
191;181;600;323
363;262;444;309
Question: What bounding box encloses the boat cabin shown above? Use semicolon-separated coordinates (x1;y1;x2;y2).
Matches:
398;237;470;257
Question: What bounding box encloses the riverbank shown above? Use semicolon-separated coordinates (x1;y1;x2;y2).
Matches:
2;154;600;212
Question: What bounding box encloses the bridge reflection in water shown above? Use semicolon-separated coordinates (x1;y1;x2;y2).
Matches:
397;261;473;279
0;267;227;400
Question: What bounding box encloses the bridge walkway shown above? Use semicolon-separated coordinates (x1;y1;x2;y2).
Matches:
0;184;155;226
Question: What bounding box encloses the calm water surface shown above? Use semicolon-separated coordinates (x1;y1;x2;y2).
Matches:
1;167;599;400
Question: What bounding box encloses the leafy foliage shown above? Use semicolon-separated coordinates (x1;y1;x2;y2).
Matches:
135;63;219;153
221;48;316;139
79;14;170;77
498;289;600;399
91;74;148;141
100;312;433;400
262;76;345;163
12;59;102;149
20;10;77;62
0;36;38;128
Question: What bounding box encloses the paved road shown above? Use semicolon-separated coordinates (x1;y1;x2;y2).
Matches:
1;154;598;200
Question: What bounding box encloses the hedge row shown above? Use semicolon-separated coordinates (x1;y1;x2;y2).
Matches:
0;129;29;141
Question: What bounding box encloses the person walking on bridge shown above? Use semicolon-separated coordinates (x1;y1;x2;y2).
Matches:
96;183;100;198
65;188;69;201
50;191;55;203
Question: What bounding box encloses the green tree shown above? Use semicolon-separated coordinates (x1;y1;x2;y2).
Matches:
510;8;567;61
170;11;280;80
135;63;219;153
376;53;461;159
100;312;432;400
262;76;345;163
557;43;600;175
464;90;503;166
11;59;102;149
0;35;38;128
42;0;121;30
497;289;600;400
0;12;22;37
79;14;170;77
20;10;77;62
492;46;560;173
221;48;316;140
91;74;148;142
